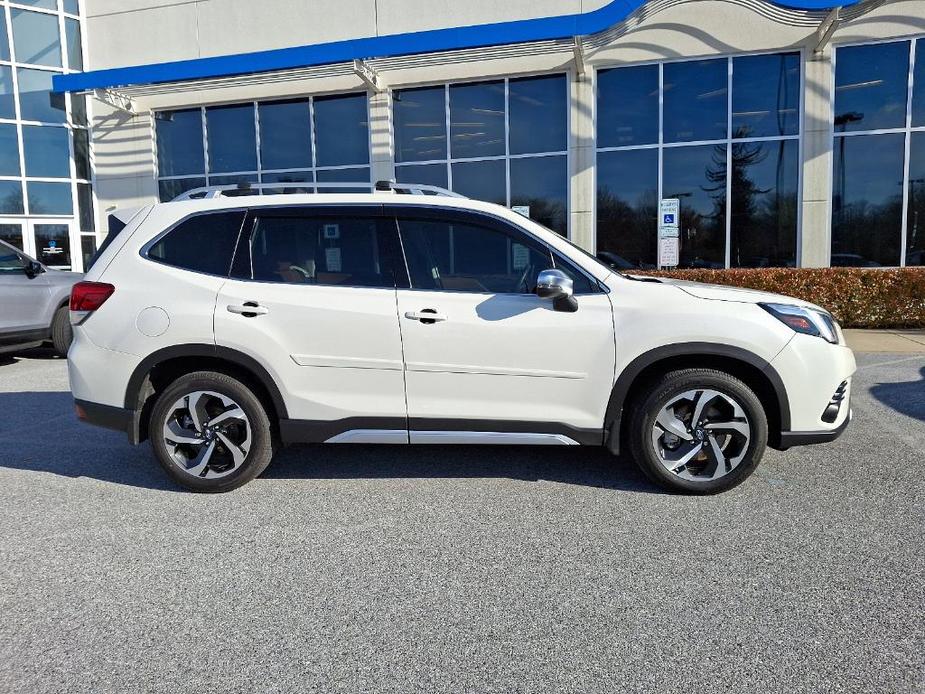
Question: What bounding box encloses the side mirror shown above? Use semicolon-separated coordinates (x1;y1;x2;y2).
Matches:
23;260;44;279
535;269;578;312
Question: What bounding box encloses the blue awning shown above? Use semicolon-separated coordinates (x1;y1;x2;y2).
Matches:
53;0;862;93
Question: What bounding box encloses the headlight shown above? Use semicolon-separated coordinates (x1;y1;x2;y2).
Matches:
759;303;840;344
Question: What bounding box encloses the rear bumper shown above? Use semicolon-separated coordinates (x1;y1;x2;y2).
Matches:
777;406;852;449
74;398;133;436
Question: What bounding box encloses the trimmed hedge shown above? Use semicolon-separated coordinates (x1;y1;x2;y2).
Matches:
631;267;925;329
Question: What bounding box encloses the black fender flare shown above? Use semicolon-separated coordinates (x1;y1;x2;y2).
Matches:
604;342;791;454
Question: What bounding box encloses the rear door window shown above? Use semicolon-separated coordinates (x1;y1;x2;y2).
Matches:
146;210;245;276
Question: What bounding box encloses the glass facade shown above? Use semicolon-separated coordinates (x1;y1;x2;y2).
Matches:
597;52;801;268
393;74;569;235
0;0;92;270
155;92;371;201
833;38;925;266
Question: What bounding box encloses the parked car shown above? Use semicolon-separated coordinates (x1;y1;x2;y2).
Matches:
0;239;81;356
68;184;856;494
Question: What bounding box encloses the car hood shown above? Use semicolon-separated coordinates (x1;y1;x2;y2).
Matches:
632;276;823;311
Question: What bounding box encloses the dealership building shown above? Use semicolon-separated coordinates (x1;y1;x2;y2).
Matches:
0;0;920;272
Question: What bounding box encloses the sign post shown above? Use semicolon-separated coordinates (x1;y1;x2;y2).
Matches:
658;198;680;270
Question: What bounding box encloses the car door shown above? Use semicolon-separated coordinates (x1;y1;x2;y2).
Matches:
214;206;410;441
0;241;50;336
392;207;616;444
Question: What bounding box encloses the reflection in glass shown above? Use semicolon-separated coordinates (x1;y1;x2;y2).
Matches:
158;177;206;202
65;18;82;70
663;144;727;268
509;75;567;155
394;86;447;163
0;13;10;62
0;67;13;120
451;159;505;204
206;104;257;173
730;139;798;267
913;41;925;127
732;53;800;138
0;124;21;177
664;59;728;143
395;163;448;190
316;166;371;192
28;181;72;215
0;181;23;214
64;0;80;14
18;68;67;123
11;9;62;67
34;223;71;268
597;148;658;268
258;99;312;170
81;235;97;270
77;182;94;231
73;128;90;180
597;65;659;148
210;173;258;196
835;41;910;133
70;93;87;126
313;93;369;167
155;109;204;177
450;80;505;159
0;224;23;250
905;132;925;266
510;155;567;235
22;125;70;177
832;133;904;266
261;170;314;194
17;1;57;9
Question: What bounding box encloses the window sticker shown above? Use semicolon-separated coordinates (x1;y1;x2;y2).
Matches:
323;223;340;240
512;243;530;270
325;247;342;272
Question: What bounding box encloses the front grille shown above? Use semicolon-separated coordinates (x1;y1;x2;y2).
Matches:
822;380;849;424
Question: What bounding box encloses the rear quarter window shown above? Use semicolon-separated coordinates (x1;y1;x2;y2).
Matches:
146;211;245;276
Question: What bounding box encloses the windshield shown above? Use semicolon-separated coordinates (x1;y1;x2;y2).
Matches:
519;217;619;277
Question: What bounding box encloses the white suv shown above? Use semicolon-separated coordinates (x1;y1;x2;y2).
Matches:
68;185;855;494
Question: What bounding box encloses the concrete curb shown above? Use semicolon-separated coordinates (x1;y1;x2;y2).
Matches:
843;330;925;353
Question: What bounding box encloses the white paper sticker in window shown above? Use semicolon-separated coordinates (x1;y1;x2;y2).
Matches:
325;247;342;272
323;223;340;240
512;243;530;270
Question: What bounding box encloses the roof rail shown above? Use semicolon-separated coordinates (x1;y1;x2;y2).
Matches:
170;180;465;201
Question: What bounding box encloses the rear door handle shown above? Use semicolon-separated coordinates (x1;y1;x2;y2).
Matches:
227;301;268;317
404;309;447;324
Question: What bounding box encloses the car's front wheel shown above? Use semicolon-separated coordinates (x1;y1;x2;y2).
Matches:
149;371;275;492
628;368;768;494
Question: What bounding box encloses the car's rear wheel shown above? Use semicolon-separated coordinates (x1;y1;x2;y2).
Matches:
628;368;768;494
50;306;72;356
149;371;275;492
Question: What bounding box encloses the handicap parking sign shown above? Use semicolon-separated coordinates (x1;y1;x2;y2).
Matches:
663;213;675;225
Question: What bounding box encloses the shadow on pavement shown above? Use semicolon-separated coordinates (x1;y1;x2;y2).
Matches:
0;346;63;367
0;391;661;494
869;365;925;422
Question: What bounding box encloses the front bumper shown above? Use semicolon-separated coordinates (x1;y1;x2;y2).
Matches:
777;404;852;448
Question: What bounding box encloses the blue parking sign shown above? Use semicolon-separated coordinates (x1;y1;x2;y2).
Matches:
663;214;675;225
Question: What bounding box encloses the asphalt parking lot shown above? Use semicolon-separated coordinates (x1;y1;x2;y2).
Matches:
0;349;922;693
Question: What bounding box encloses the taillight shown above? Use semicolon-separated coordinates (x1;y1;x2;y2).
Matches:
70;281;115;324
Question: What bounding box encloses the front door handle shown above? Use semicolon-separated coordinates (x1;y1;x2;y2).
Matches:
227;301;268;317
404;309;447;324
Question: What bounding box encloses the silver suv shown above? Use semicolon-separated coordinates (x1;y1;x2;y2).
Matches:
0;239;81;356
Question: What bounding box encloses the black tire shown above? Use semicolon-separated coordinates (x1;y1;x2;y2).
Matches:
149;371;275;492
50;306;72;356
628;368;768;495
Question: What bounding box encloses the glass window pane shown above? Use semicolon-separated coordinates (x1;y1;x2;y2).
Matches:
313;93;369;167
0;224;24;250
81;235;97;270
597;148;658;268
0;67;14;120
73;128;90;180
509;155;567;235
70;93;87;126
158;177;206;202
209;172;257;196
395;163;448;190
22;125;70;177
597;65;659;148
206;103;256;173
663;144;727;268
832;133;904;266
18;68;67;123
0;123;22;177
27;181;72;215
11;9;62;67
664;59;728;143
399;218;550;293
16;1;58;9
148;211;244;276
261;170;314;194
65;18;82;71
0;181;24;214
730;139;798;267
509;74;567;155
258;99;312;170
394;86;447;163
913;41;925;127
77;181;93;231
34;224;71;268
835;41;910;132
450;80;505;158
904;132;925;266
732;53;800;138
0;12;10;62
451;158;505;204
155;109;204;177
315;166;370;192
64;0;80;14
